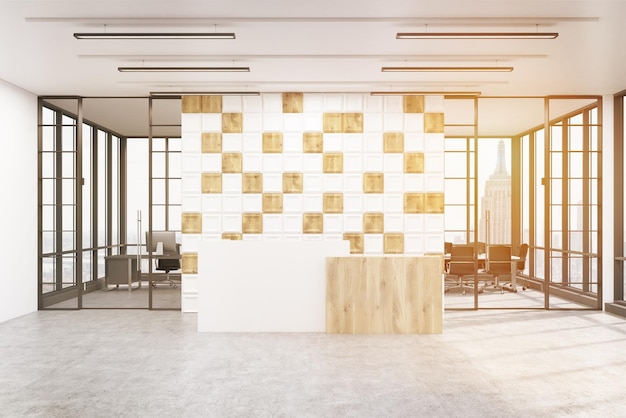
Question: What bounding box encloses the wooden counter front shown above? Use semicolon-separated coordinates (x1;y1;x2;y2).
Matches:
326;256;443;334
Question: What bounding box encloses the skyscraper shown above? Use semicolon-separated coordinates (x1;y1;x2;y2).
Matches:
479;140;511;244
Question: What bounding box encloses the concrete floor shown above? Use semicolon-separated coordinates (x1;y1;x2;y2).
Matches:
1;308;624;418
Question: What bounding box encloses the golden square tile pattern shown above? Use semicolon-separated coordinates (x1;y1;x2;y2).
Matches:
282;93;304;113
342;113;363;133
263;132;283;153
242;213;263;234
263;193;283;213
201;133;222;153
222;113;243;133
404;153;425;173
201;96;222;113
383;132;404;153
182;212;202;234
323;153;343;173
323;193;343;214
283;173;303;193
242;173;263;193
363;213;384;233
403;95;425;113
424;113;444;133
363;173;384;193
426;192;445;214
303;132;323;153
181;96;201;113
222;233;242;240
384;233;404;254
343;233;364;254
323;113;343;133
404;193;424;214
201;173;222;194
181;253;198;274
222;153;242;173
303;213;323;234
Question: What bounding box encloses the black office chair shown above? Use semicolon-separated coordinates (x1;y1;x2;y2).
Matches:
152;243;181;288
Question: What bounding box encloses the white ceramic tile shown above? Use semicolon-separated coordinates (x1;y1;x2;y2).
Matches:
364;194;384;212
263;154;283;172
324;94;344;112
182;174;200;193
283;154;302;171
303;114;323;131
324;234;344;241
343;174;362;193
343;214;362;232
364;234;384;254
384;113;404;131
323;134;343;152
201;233;222;241
222;174;242;193
303;173;323;193
283;214;302;233
324;214;343;233
384;154;404;173
200;114;221;131
425;133;445;152
263;214;282;233
262;93;282;113
242;194;262;212
222;194;242;213
405;234;424;254
243;113;262;132
384;96;403;113
363;114;383;133
242;154;263;172
181;234;201;253
323;174;343;192
223;213;242;232
404;214;425;232
202;194;222;212
202;154;222;172
384;213;404;232
404;174;424;192
243;95;263;113
344;154;363;173
283;114;303;132
182;194;202;212
425;174;445;191
182;133;201;152
283;234;302;241
202;214;221;233
425;152;445;174
303;154;323;172
263;173;282;192
384;193;403;213
222;134;243;152
424;95;445;112
343;194;363;213
242;133;262;153
343;134;363;152
404;133;425;152
182;114;202;133
302;234;323;241
384;174;404;193
303;194;323;211
303;93;324;112
181;154;201;173
425;214;445;232
263;114;283;131
365;95;384;112
425;233;445;253
283;194;303;213
283;133;303;153
242;234;263;241
404;113;424;132
222;95;243;112
263;234;283;241
364;133;383;153
344;94;364;112
364;154;384;171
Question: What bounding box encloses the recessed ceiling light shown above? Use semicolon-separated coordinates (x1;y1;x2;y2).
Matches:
396;32;558;40
118;66;250;73
74;32;236;40
382;66;513;72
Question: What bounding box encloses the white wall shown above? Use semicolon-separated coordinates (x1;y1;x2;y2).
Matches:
0;79;38;322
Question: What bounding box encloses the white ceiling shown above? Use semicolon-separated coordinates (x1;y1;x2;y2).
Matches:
1;0;623;136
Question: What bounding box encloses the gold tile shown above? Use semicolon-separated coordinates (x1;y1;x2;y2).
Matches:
384;233;405;254
222;232;242;240
424;112;444;133
182;212;202;234
242;213;263;234
263;132;283;153
201;173;222;194
363;213;384;233
222;153;242;173
426;192;445;214
201;133;222;153
181;96;201;113
383;132;404;153
282;92;304;113
404;193;425;214
242;173;263;193
263;193;283;213
403;95;425;113
283;172;303;193
181;253;198;274
323;193;343;214
343;233;364;254
222;113;243;133
303;132;323;153
303;213;323;234
323;153;343;173
323;113;343;133
404;152;424;173
363;173;384;193
343;113;363;133
201;96;222;113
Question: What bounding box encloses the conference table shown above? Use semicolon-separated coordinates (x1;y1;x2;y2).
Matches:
444;253;521;292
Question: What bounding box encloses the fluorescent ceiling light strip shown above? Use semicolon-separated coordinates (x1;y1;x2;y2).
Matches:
74;32;235;40
397;32;558;39
370;91;481;97
118;66;250;72
382;66;513;72
150;91;260;97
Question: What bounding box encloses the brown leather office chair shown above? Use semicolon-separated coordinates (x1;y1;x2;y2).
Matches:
445;245;478;295
484;245;513;293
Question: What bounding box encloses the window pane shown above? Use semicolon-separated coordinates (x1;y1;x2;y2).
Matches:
568;152;583;177
169;179;182;205
445;205;467;230
445;153;467;177
152;152;166;178
168;206;182;231
42;126;56;151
